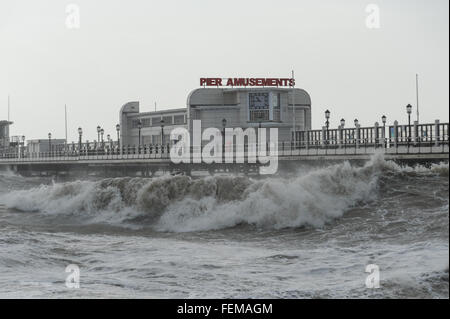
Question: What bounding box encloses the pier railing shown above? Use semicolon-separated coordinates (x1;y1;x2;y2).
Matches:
0;122;448;163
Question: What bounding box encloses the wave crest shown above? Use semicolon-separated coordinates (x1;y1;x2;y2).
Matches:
0;154;447;232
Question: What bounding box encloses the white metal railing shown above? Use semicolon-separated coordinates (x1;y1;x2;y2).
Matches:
0;135;448;164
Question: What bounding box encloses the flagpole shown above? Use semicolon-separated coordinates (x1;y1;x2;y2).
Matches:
65;104;68;145
416;74;420;123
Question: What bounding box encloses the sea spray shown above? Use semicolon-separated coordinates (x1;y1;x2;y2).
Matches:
0;154;448;232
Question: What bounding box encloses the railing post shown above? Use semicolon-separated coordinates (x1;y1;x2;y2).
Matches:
338;126;342;149
435;119;440;147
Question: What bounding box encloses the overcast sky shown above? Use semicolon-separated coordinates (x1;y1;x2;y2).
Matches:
1;0;448;142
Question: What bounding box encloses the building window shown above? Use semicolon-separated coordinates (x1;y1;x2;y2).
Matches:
163;116;173;125
273;93;281;122
249;92;270;122
131;119;139;128
142;118;151;127
151;118;161;126
174;115;185;125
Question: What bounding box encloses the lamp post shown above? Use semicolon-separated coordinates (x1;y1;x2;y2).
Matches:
78;127;83;153
48;133;52;155
406;104;412;144
340;118;345;145
107;134;111;149
222;118;227;158
21;136;25;158
354;119;359;145
160;119;165;146
97;126;101;148
325;110;330;145
382;115;387;148
137;119;143;152
100;128;104;149
116;124;120;150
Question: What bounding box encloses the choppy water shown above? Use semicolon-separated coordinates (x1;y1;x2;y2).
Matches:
0;154;448;298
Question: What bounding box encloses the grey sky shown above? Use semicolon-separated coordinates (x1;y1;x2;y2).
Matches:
0;0;448;142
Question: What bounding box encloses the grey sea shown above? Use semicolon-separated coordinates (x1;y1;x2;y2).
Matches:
0;154;448;298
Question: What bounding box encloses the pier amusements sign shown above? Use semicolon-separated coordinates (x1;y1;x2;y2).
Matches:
200;77;295;87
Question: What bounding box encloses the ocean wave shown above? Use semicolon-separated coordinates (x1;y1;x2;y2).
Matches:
0;154;447;232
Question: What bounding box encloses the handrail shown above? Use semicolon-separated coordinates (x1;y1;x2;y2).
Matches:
0;136;448;163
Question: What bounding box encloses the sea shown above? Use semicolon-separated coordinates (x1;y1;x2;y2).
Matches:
0;154;448;298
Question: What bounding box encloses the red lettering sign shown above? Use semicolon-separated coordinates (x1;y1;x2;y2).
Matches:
200;77;295;87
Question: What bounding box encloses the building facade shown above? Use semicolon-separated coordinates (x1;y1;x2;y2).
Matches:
119;101;187;147
0;120;13;151
26;139;67;153
119;87;311;147
187;88;311;143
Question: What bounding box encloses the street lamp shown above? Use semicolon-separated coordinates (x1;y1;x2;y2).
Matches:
100;128;105;148
116;124;120;149
325;110;330;145
78;127;83;152
137;119;143;149
406;104;412;143
21;136;25;158
160;119;165;145
222;118;227;156
382;115;387;148
48;132;52;154
340;119;345;145
97;125;101;147
354;119;359;144
340;118;345;128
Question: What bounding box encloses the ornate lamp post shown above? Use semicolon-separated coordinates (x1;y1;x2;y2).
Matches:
160;119;165;145
354;119;359;144
100;128;105;148
116;124;120;150
96;126;101;148
21;136;25;158
406;104;412;144
325;110;330;145
48;133;52;155
78;127;83;152
137;119;143;149
382;115;387;148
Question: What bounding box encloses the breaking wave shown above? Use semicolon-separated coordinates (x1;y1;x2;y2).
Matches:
0;154;448;232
